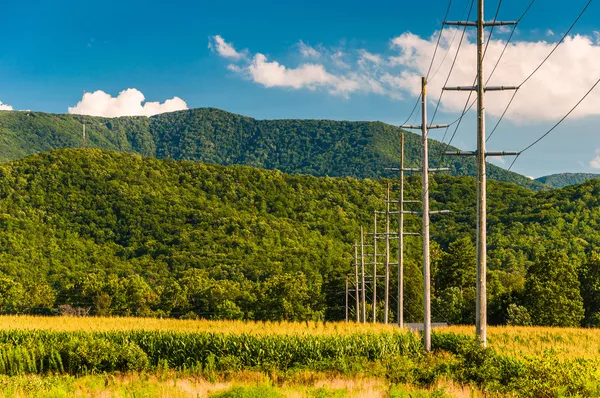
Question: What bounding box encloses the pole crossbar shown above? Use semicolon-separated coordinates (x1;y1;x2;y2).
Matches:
443;151;520;156
445;21;517;26
443;86;519;91
400;124;450;129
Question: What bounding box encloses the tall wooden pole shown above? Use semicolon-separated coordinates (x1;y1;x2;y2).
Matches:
384;183;391;324
421;77;432;352
361;226;366;324
372;212;377;323
345;277;349;322
398;133;405;328
443;0;519;347
355;241;360;323
475;0;487;347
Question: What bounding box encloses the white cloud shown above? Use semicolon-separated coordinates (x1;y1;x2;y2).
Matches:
546;29;555;37
247;53;360;95
209;35;244;60
0;101;13;111
388;29;600;123
358;49;383;67
68;89;188;117
589;149;600;169
298;41;321;58
210;31;600;122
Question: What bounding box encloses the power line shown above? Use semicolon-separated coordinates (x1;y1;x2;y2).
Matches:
432;0;502;146
426;0;455;80
436;0;536;164
429;0;476;125
429;0;473;83
400;0;455;127
486;0;592;143
508;75;600;171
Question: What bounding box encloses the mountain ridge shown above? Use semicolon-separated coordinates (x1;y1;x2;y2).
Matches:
535;172;600;188
0;108;548;190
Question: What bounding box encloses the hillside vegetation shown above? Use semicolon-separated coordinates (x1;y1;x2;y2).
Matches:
536;172;600;188
0;149;597;326
0;109;546;190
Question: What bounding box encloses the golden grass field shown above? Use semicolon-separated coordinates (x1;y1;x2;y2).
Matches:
1;316;599;359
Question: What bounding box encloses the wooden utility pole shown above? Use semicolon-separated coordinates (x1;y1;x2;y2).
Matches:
421;77;432;352
345;276;349;323
354;241;360;323
444;0;519;347
384;183;391;324
372;212;377;323
398;134;405;328
360;226;366;324
401;78;450;352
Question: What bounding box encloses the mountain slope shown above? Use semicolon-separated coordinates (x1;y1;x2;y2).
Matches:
536;173;600;188
0;148;596;325
0;108;547;190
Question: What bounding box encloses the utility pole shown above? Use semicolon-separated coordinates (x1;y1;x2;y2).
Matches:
398;135;404;328
444;0;519;347
361;226;366;324
421;77;432;352
345;276;349;323
372;211;378;323
386;134;423;328
401;78;450;352
384;183;391;324
354;241;360;323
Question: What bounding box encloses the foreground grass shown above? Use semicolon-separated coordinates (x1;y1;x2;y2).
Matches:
0;317;599;396
0;371;482;397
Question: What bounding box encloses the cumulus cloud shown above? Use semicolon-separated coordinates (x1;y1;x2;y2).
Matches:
0;101;13;111
209;35;244;60
68;89;188;117
590;149;600;169
247;53;360;95
389;29;600;123
210;31;600;122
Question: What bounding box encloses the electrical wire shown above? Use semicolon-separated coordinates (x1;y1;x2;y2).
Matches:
400;0;455;127
486;0;592;143
436;0;536;164
429;0;476;125
508;75;600;171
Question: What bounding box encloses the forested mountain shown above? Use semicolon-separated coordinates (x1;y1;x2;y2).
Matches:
536;173;600;188
0;109;547;190
0;148;597;326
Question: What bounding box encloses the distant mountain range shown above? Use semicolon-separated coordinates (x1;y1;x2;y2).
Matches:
0;108;548;190
535;173;600;188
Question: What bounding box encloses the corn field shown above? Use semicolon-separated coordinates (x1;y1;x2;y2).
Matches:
0;318;598;397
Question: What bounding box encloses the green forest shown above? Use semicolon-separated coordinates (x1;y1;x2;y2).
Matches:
0;148;597;327
0;108;546;190
535;172;600;188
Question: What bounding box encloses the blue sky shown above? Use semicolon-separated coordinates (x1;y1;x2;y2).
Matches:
2;0;600;178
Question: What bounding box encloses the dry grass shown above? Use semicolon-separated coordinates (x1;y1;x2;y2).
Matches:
0;316;403;336
447;325;600;359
